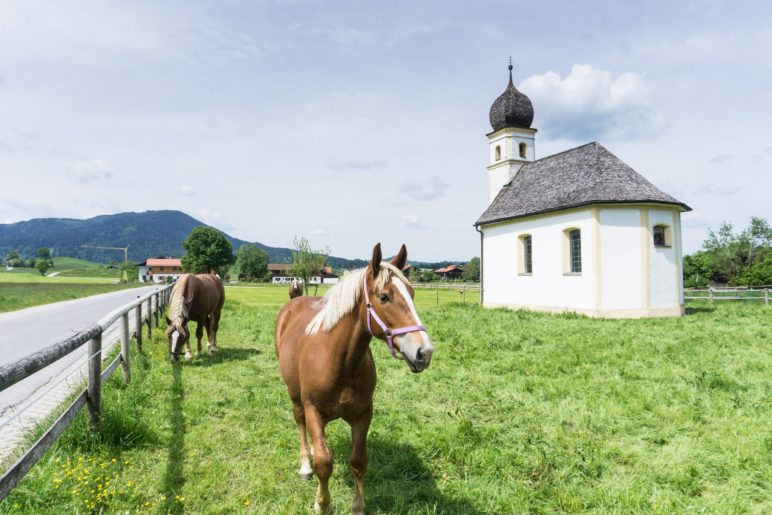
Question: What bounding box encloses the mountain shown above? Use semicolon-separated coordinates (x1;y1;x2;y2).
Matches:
0;210;454;269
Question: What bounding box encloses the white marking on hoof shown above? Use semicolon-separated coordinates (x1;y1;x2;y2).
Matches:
299;460;313;480
313;500;331;514
184;352;192;361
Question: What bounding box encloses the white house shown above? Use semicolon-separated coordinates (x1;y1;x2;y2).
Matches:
474;65;691;318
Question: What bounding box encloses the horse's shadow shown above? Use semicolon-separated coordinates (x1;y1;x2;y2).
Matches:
185;347;260;367
331;437;485;514
161;363;186;514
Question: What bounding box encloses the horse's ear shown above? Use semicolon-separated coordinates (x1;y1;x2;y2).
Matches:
369;243;382;278
390;244;408;270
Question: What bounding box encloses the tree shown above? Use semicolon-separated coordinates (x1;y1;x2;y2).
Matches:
462;257;480;282
5;250;21;267
35;258;50;276
289;236;330;295
237;244;269;281
181;226;235;275
689;216;772;286
36;247;51;259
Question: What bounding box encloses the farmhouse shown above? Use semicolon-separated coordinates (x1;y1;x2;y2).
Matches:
267;263;339;284
474;65;691;318
137;258;183;283
433;265;463;280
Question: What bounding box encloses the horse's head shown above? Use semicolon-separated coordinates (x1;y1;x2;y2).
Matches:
165;317;188;362
364;243;434;373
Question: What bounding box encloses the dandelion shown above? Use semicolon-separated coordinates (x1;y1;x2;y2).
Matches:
243;498;251;507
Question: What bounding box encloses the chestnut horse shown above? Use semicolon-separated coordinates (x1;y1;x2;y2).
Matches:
289;278;303;298
275;244;434;514
165;274;225;361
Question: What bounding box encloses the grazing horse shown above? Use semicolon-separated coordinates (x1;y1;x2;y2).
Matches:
165;274;225;361
275;243;434;514
289;278;303;299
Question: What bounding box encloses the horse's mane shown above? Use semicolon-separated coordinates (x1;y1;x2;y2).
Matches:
305;263;410;335
167;274;191;333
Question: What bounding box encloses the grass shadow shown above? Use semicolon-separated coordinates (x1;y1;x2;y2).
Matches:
331;437;485;514
161;362;186;514
685;305;717;315
186;347;260;367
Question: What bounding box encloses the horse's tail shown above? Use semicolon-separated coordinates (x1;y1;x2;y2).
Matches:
167;274;192;333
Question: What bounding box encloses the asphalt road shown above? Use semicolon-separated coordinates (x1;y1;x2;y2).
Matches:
0;286;159;424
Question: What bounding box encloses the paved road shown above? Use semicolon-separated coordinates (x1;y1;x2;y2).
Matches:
0;285;162;463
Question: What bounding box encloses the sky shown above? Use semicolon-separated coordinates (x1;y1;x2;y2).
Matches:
0;1;770;262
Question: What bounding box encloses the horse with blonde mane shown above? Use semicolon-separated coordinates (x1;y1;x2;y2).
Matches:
165;274;225;361
275;243;434;514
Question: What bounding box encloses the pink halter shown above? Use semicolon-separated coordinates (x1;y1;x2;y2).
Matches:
362;273;426;358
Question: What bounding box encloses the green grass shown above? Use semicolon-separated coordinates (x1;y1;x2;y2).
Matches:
0;257;124;283
0;283;142;313
1;295;769;513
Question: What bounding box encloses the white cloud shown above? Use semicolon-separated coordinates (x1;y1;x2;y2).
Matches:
327;155;387;172
520;64;658;141
399;177;449;202
400;214;423;229
72;159;111;182
693;184;743;197
173;185;195;196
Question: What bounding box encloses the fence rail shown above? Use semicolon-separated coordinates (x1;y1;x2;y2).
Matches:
411;282;480;290
0;284;173;499
684;287;769;306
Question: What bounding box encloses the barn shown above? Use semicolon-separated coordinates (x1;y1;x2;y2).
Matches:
474;66;691;318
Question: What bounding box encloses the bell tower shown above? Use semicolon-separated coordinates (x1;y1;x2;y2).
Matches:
486;62;536;204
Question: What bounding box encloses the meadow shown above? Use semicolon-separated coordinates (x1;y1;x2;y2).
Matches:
0;257;140;313
0;288;769;513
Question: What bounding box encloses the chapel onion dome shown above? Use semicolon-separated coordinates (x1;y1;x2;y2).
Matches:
489;64;534;131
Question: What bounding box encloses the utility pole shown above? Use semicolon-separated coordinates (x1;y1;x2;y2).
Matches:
81;244;129;262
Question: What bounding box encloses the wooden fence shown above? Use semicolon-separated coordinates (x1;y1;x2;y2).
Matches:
0;284;173;499
684;287;770;306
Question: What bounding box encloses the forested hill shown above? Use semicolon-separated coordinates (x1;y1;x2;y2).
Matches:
0;210;452;269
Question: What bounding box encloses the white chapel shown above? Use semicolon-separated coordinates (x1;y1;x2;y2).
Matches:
474;65;691;318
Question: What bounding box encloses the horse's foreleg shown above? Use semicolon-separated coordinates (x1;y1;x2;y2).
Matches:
293;403;313;480
349;406;372;515
306;406;332;514
208;310;221;353
183;325;193;361
195;322;204;356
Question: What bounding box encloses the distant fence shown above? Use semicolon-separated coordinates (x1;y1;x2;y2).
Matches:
684;287;769;306
411;282;480;290
0;285;174;499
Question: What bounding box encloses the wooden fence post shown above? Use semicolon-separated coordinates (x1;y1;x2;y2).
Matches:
135;304;143;353
765;289;769;307
153;294;159;328
145;299;152;338
121;313;130;384
436;290;439;306
87;333;102;428
709;288;714;303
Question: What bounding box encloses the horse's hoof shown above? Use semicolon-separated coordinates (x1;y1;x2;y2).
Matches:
299;471;313;481
184;353;192;361
313;500;332;514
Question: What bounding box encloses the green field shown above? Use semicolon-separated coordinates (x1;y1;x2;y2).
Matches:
0;257;137;311
0;290;769;513
1;257;124;283
0;283;141;313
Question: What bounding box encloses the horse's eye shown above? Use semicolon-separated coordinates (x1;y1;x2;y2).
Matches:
379;293;389;303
